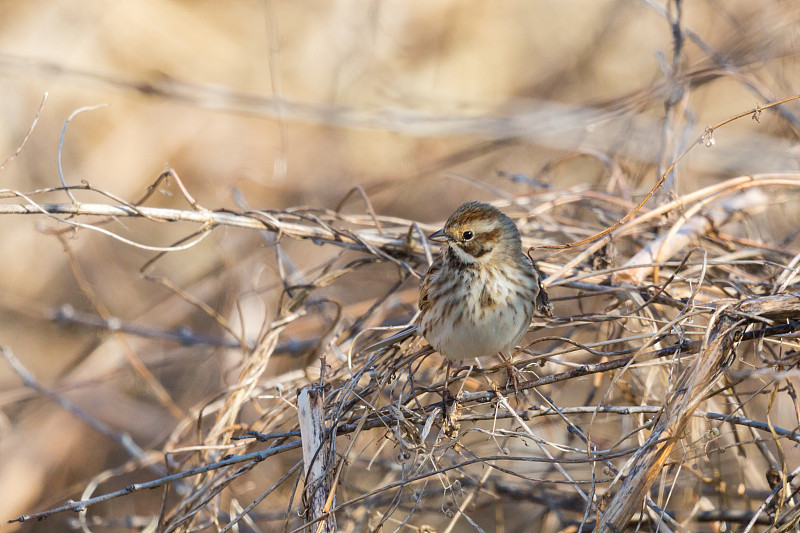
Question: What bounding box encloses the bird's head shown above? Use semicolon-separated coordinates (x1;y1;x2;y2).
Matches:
428;201;522;266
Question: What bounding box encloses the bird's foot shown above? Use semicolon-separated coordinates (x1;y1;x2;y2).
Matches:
497;354;523;401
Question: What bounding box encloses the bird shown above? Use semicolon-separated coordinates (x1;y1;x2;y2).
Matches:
369;201;552;392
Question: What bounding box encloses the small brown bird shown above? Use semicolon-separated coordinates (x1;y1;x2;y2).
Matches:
371;201;552;389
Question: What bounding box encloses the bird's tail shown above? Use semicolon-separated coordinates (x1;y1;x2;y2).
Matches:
362;325;419;353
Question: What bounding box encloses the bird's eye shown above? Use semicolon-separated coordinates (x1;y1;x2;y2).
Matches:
462;231;474;241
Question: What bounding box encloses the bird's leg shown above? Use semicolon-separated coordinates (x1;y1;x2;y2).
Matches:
440;359;457;428
497;352;521;399
441;359;453;402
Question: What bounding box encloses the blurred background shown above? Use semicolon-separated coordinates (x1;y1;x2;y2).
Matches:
1;1;800;531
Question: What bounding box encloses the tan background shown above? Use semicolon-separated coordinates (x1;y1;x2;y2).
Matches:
1;1;799;531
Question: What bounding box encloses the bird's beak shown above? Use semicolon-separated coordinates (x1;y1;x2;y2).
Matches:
428;229;448;243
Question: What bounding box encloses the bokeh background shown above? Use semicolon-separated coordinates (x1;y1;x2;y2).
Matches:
1;1;800;531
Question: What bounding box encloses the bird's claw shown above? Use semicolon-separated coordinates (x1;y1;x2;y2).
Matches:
506;364;522;400
497;353;524;401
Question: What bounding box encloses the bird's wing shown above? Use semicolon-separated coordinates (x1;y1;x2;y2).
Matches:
364;258;443;353
418;257;443;314
364;259;442;353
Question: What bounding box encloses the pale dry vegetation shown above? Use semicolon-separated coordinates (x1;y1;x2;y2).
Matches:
2;1;800;532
